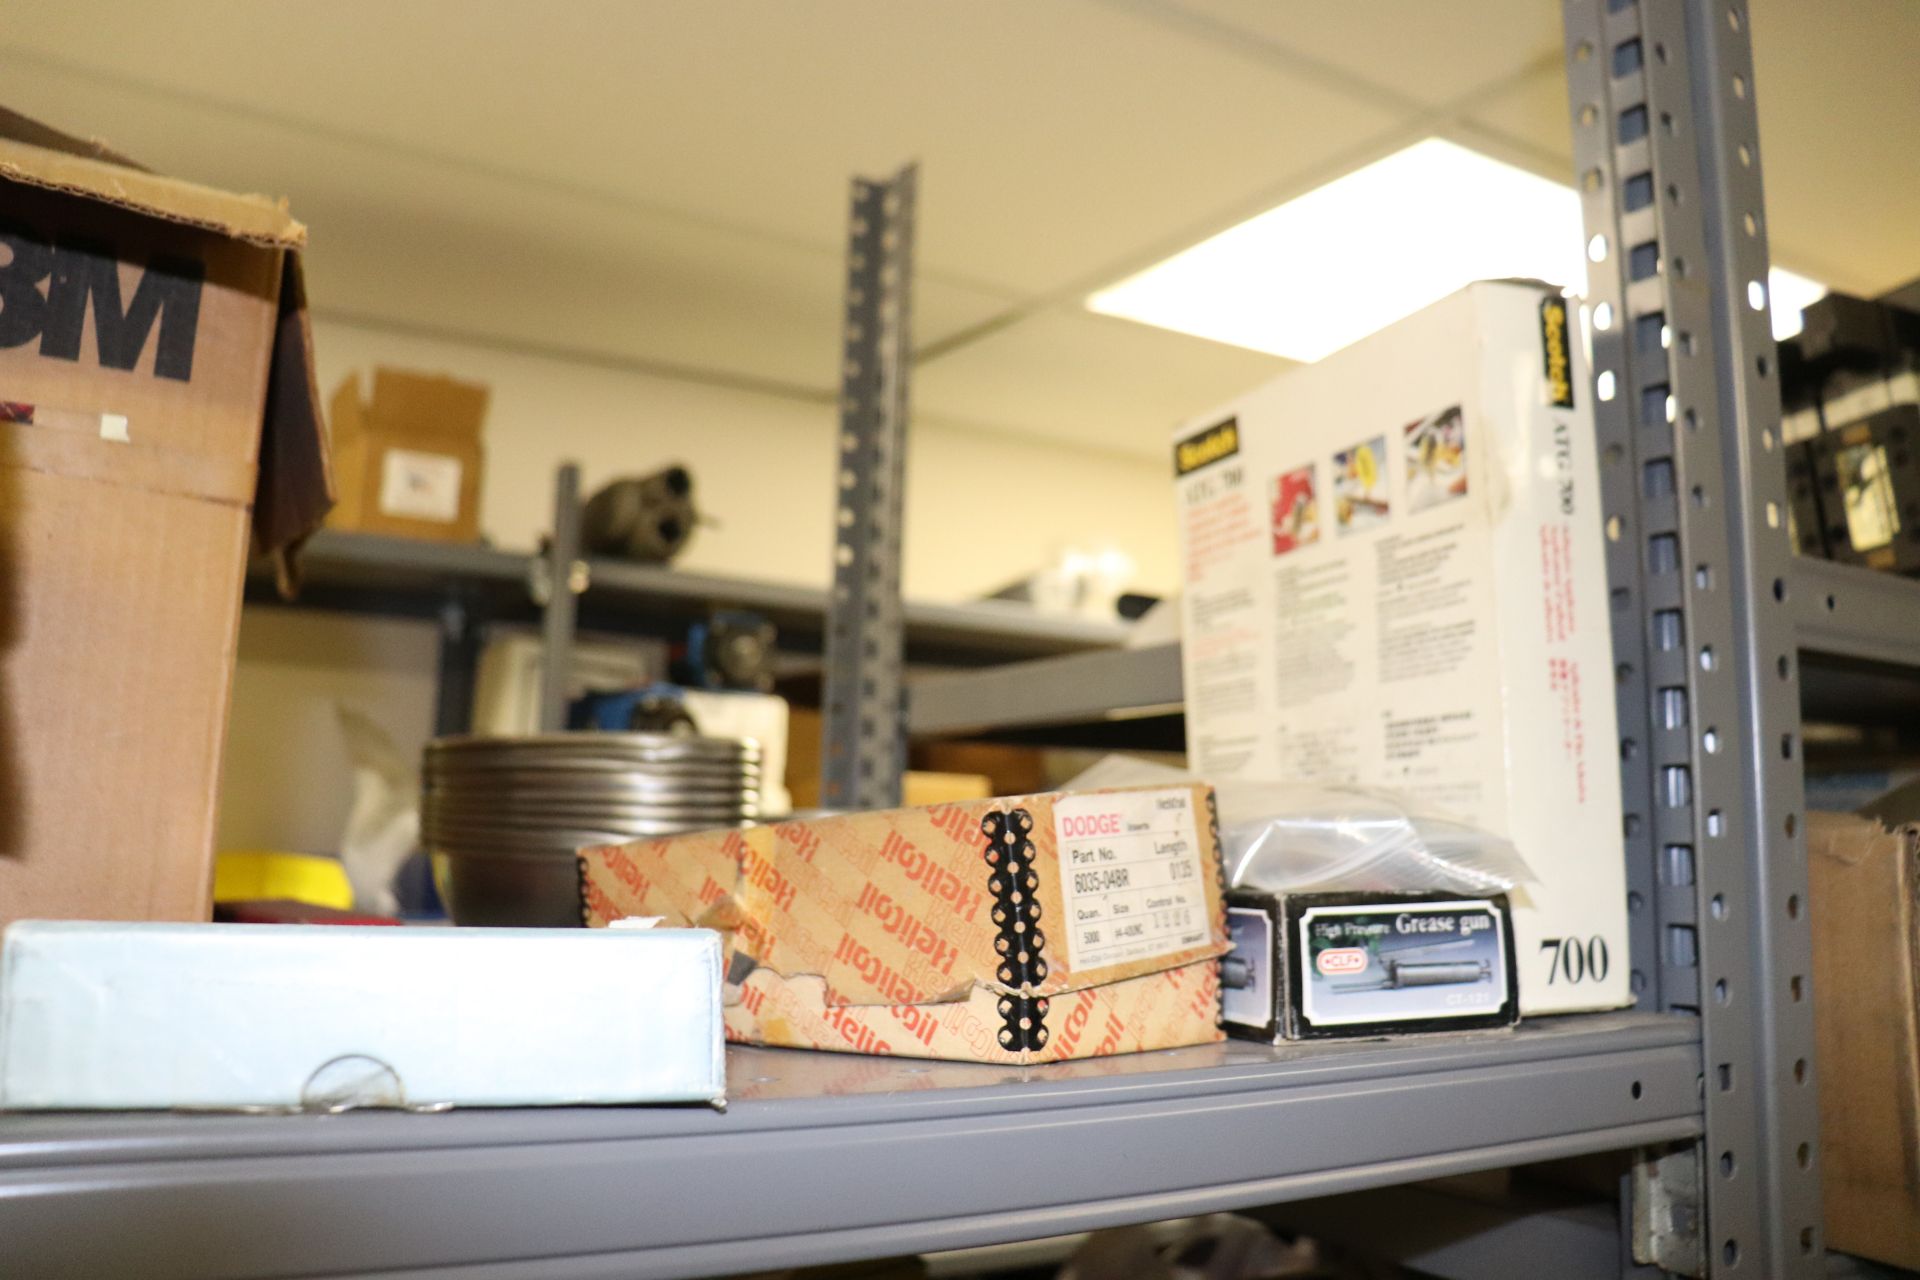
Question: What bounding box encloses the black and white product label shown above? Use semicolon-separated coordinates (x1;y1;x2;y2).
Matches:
1223;906;1275;1028
1298;901;1506;1028
379;449;464;522
1055;788;1210;972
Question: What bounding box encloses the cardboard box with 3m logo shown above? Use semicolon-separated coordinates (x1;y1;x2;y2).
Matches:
0;107;330;929
580;784;1230;1064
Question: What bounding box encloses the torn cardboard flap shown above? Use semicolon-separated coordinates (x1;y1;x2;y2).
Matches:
728;957;1224;1065
0;130;305;251
581;785;1232;1063
1806;809;1903;868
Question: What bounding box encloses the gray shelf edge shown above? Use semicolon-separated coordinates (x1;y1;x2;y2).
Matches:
586;555;1129;655
255;530;1129;660
1791;557;1920;669
910;559;1920;736
0;1014;1699;1280
909;641;1182;734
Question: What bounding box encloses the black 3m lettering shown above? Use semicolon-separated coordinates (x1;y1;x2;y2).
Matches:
0;224;52;348
0;221;204;382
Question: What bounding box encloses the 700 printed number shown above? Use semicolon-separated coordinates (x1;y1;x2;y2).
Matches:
1539;936;1610;984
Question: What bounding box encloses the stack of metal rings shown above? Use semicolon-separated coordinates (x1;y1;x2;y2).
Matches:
423;733;760;926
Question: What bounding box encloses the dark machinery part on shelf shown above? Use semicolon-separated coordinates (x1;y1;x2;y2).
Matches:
670;610;777;693
581;465;698;565
568;685;699;734
1811;409;1920;573
1780;293;1920;571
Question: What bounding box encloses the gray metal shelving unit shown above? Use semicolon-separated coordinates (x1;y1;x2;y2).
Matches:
244;522;1126;735
0;1;1870;1276
909;558;1920;739
251;527;1127;660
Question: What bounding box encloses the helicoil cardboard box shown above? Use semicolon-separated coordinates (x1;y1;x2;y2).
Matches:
1223;891;1519;1041
1174;280;1628;1015
0;107;330;931
327;366;486;543
580;785;1230;1064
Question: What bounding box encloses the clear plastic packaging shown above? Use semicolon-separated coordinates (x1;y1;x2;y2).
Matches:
1066;756;1535;896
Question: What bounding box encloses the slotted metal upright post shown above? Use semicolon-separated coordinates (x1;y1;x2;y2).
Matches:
821;164;917;810
1563;1;1821;1275
539;462;584;732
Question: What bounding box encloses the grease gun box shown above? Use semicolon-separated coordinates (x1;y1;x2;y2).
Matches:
1223;891;1519;1041
1174;281;1628;1015
579;785;1231;1064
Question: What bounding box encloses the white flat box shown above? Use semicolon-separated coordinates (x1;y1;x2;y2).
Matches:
0;921;725;1110
1173;281;1628;1014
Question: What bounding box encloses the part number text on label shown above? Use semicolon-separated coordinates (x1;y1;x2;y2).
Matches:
1539;935;1610;984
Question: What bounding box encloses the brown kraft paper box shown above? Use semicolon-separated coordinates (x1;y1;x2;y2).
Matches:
326;367;486;544
581;784;1230;1064
1807;811;1920;1270
0;107;331;929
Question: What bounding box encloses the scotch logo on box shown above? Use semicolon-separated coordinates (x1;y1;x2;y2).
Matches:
0;220;205;383
1174;417;1240;477
1539;295;1574;408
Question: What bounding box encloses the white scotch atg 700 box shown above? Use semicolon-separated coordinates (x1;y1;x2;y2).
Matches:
1174;280;1628;1015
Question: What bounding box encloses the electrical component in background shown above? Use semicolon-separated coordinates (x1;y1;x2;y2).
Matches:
568;684;699;735
581;464;700;564
984;545;1138;621
1778;293;1920;571
567;680;793;816
671;610;777;693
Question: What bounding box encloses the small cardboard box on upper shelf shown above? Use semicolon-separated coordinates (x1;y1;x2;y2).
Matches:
0;106;330;931
326;366;486;543
1173;280;1628;1016
580;784;1230;1064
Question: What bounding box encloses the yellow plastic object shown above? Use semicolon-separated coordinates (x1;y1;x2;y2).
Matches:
214;850;354;910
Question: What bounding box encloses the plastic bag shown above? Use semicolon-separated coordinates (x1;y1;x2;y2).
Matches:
1066;755;1535;895
337;705;421;915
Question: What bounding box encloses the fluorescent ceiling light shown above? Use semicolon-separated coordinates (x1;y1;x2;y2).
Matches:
1088;137;1822;361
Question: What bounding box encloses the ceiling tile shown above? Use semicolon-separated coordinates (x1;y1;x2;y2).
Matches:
1159;0;1561;108
1748;0;1920;293
0;56;1012;394
1456;63;1572;170
1466;2;1920;296
3;0;1401;298
915;307;1288;458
